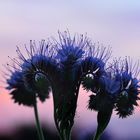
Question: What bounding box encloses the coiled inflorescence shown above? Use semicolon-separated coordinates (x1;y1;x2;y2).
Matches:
6;40;55;106
113;58;140;118
83;57;140;118
5;31;140;140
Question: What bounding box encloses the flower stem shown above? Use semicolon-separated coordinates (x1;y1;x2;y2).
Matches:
93;109;113;140
33;102;45;140
93;132;101;140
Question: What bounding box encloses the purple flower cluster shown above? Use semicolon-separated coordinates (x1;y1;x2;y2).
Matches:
82;57;140;117
5;31;140;140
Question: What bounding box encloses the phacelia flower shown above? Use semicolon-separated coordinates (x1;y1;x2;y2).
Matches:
6;40;55;106
113;58;140;118
81;44;112;81
50;31;91;140
84;70;121;140
81;44;112;112
54;31;88;64
86;58;140;116
88;73;121;112
5;31;115;140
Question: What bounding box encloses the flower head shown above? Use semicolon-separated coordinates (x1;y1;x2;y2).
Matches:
54;31;89;66
80;41;113;113
6;40;55;106
88;58;140;117
48;31;91;139
88;73;120;112
112;58;140;118
81;42;112;79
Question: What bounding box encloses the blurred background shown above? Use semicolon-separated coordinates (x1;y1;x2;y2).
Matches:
0;0;140;140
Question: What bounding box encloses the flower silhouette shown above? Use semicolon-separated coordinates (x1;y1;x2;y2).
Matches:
6;40;53;106
88;74;120;112
51;32;111;140
50;32;90;140
113;58;140;118
6;40;55;140
83;57;140;140
5;31;140;140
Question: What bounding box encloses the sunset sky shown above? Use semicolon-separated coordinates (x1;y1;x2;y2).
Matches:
0;0;140;139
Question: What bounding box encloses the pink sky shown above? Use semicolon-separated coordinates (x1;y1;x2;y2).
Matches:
0;0;140;139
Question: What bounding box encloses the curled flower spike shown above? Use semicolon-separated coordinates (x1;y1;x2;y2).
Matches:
82;71;119;140
6;31;140;140
82;58;140;140
6;40;57;140
113;58;140;118
83;72;121;140
6;40;55;106
79;42;112;140
51;31;91;140
51;31;113;140
81;44;112;100
88;74;120;112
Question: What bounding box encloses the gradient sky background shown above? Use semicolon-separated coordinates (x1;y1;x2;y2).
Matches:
0;0;140;139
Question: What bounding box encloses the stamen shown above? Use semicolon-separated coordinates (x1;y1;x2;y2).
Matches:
93;68;99;74
25;45;32;58
16;46;27;62
6;63;21;71
29;40;34;57
8;56;21;67
125;80;132;90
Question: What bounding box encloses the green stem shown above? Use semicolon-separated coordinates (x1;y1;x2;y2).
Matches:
93;132;101;140
34;102;45;140
63;129;71;140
